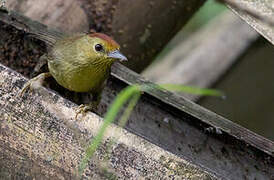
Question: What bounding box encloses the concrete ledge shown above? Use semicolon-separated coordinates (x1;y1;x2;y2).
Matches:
0;64;213;179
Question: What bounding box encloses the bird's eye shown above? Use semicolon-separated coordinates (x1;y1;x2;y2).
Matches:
95;44;104;52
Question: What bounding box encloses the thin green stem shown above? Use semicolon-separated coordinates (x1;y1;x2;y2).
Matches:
78;83;223;175
118;93;141;127
160;84;224;97
78;85;140;175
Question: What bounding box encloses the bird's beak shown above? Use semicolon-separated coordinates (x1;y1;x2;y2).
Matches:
107;50;128;62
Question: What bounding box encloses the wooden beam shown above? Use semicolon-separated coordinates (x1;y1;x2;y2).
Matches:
0;10;273;179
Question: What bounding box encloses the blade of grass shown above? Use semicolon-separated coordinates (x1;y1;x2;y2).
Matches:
78;85;141;175
78;83;223;175
118;93;141;127
160;84;225;97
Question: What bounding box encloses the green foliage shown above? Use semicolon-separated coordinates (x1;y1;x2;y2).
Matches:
160;84;224;97
118;93;141;127
78;84;223;175
78;85;141;174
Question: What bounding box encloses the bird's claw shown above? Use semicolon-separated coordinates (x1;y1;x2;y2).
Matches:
17;72;51;98
75;103;97;119
18;79;37;98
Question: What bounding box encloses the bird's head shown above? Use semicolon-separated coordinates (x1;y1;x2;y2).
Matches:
82;33;127;65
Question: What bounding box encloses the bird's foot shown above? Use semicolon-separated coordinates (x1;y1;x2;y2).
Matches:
75;103;98;119
18;72;51;98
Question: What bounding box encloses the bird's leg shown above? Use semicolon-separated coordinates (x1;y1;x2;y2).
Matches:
31;54;48;77
19;72;52;97
75;91;101;119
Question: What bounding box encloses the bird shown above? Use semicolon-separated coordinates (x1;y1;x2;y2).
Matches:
19;32;127;118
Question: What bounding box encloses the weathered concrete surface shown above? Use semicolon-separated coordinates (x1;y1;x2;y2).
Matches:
0;64;214;179
225;0;274;45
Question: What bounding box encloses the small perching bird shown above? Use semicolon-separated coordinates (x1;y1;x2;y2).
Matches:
20;33;127;117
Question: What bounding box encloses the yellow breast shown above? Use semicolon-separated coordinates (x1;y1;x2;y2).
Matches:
49;62;109;93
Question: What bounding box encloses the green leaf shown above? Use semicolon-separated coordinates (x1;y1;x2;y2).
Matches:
78;85;141;175
118;93;141;127
160;84;225;97
78;83;224;175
